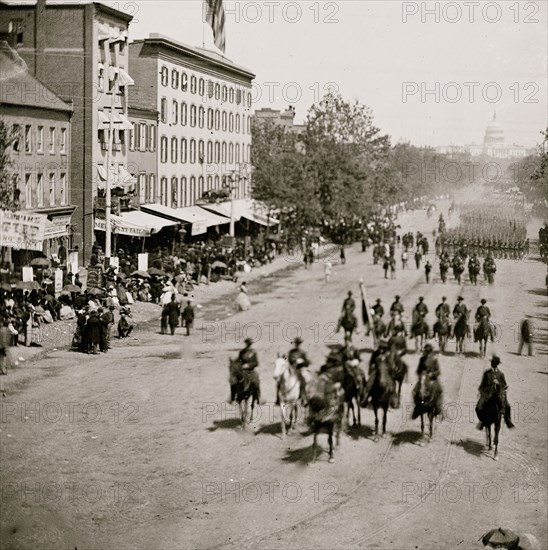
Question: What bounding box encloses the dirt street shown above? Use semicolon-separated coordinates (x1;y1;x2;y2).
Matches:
1;204;546;550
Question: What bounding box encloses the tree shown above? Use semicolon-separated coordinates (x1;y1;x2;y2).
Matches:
0;119;20;211
510;128;548;201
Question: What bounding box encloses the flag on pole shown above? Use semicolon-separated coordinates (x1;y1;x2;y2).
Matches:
204;0;226;53
359;279;372;326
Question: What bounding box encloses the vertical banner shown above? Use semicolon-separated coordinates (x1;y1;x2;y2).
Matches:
22;266;34;282
54;269;63;296
109;256;119;273
138;253;148;272
359;278;374;343
67;251;78;275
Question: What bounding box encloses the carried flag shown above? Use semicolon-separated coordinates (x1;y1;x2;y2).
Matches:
204;0;226;53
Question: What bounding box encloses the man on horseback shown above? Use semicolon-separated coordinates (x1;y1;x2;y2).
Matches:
453;296;468;320
435;297;450;319
373;298;384;318
231;338;262;404
342;290;356;313
362;337;391;406
279;337;310;405
390;295;404;316
412;343;442;418
414;297;428;317
475;299;495;343
476;356;515;430
341;333;365;397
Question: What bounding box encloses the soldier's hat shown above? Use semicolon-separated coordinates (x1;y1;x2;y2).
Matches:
419;296;424;301
481;298;487;304
491;355;501;365
457;296;463;301
244;337;254;345
376;298;381;303
424;343;434;352
293;337;303;345
442;296;447;300
395;295;400;300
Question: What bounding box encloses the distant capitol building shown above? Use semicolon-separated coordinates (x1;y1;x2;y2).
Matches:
437;112;535;159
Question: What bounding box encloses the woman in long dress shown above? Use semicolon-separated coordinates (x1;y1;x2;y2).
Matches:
235;282;251;311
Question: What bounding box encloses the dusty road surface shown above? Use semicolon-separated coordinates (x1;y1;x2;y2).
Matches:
1;203;546;550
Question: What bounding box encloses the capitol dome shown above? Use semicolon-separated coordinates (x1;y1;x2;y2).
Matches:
483;111;505;145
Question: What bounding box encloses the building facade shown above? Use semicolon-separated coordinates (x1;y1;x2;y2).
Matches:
0;0;135;263
129;34;255;210
0;41;74;260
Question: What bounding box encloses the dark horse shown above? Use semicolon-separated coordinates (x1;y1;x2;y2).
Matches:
412;372;443;444
433;313;451;353
411;311;430;352
388;334;408;407
367;352;398;441
453;312;469;355
228;358;260;429
474;317;493;359
476;382;504;460
337;309;358;339
307;374;345;463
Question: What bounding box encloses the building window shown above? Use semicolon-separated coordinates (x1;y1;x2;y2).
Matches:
198;140;204;164
181;102;187;126
198;176;204;199
160;97;167;123
139;122;147;151
160;177;168;205
247;116;251;134
190;104;196;127
161;66;168;86
242;115;246;135
172;100;179;125
49;172;55;206
207;80;214;99
198;106;205;129
229;87;234;103
60;173;67;205
222;142;227;163
25;125;32;153
222;111;227;131
171;177;178;207
35;126;44;153
222;85;228;102
247;92;252;108
214;83;220;101
137;173;146;203
148;174;156;203
60;128;67;154
25;174;32;208
181;176;187;207
214;141;220;163
190;75;197;94
129;122;135;151
190;176;196;203
207;141;213;163
235;114;240;133
229;113;234;133
214;110;220;131
49;127;55;154
181;72;188;92
180;138;187;163
189;139;196;163
214;175;220;189
171;137;178;163
207;109;213;130
247;144;251;161
37;173;43;207
235;143;240;163
198;78;205;96
207;175;213;191
12;124;21;152
236;89;242;105
148;125;156;152
160;136;168;163
229;142;234;163
171;69;179;89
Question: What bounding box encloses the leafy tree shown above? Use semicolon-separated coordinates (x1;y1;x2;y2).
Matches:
0;119;20;211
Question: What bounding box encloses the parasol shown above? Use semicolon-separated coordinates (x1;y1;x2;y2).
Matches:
86;287;104;296
130;270;151;279
63;284;80;293
481;528;520;549
15;281;40;290
29;257;50;267
211;261;228;270
148;267;166;276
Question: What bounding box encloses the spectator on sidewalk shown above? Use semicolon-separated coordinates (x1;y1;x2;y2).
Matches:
518;316;534;356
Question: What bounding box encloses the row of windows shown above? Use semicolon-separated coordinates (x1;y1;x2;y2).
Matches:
98;128;126;151
12;124;67;155
159;137;250;165
129;122;157;152
23;172;68;209
156;175;245;209
160;100;252;133
160;66;252;107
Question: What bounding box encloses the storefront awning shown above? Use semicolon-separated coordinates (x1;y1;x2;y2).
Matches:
119;210;177;234
96;165;135;192
201;199;279;227
118;69;134;87
98;111;133;130
94;215;150;237
141;204;230;236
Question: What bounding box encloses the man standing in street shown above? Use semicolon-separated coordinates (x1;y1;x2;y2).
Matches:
424;260;432;283
518;316;534;356
181;300;195;336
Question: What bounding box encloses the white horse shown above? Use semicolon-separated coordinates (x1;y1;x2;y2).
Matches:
273;356;302;438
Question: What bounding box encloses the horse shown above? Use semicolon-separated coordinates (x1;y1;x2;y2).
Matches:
228;358;260;429
388;335;408;407
337;309;358;339
433;313;451;353
370;314;386;347
474;316;493;359
439;261;449;283
453;313;469;355
367;351;397;441
306;374;345;464
273;357;301;438
412;372;443;444
476;383;504;460
411;311;430;352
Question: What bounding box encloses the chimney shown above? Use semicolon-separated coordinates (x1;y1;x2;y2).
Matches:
34;0;47;79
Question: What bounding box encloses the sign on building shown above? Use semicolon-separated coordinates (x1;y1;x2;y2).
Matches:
0;211;46;251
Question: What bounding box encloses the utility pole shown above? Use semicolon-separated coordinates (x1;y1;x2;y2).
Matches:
104;78;116;262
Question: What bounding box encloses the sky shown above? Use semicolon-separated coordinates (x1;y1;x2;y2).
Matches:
115;0;546;148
